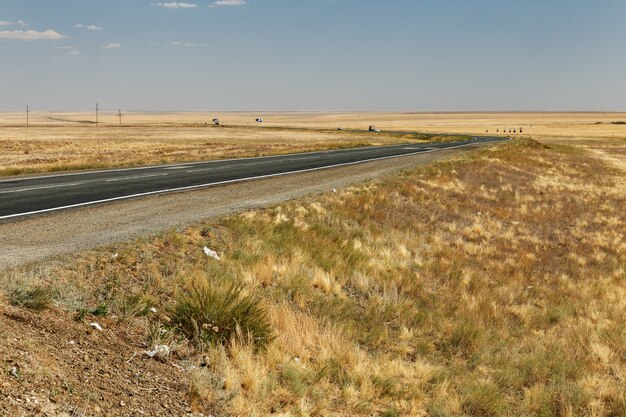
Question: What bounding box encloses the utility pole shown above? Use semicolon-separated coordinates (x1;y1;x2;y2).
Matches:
118;109;123;126
96;103;99;126
26;105;29;128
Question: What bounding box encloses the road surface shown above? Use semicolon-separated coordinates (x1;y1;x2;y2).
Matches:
0;136;506;221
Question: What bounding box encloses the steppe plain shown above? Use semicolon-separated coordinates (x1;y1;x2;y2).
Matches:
1;111;625;176
0;112;624;417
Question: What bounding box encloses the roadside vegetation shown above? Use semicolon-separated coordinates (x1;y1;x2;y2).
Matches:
1;138;624;416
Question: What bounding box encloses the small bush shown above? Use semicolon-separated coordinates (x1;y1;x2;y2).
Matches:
381;409;400;417
171;280;273;350
278;363;314;397
10;287;52;311
74;303;109;322
461;381;507;416
440;322;482;358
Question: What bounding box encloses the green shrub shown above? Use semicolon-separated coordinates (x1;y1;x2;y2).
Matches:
381;409;400;417
9;287;52;311
461;381;507;416
171;280;273;350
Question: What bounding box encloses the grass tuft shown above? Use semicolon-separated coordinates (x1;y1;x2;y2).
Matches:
461;381;507;416
9;286;52;311
171;280;273;350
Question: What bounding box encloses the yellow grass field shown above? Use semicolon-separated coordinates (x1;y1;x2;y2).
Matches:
1;110;624;415
1;137;624;416
1;111;625;176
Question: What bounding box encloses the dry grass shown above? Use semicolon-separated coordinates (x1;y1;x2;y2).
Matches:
1;138;624;416
0;111;467;177
3;110;625;177
0;125;405;177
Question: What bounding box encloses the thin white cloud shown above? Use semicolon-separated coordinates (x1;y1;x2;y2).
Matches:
75;24;103;31
212;0;247;6
0;20;27;27
0;29;66;40
103;42;122;49
169;41;207;47
67;50;82;56
54;45;73;50
153;2;198;9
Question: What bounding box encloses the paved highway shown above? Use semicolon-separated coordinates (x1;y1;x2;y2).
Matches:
0;136;507;220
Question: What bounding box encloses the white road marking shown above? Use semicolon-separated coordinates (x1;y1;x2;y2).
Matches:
105;173;168;182
0;182;84;195
188;161;264;173
164;166;192;170
0;139;509;221
186;167;219;173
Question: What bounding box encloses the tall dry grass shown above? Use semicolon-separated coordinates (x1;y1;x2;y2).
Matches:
1;138;624;416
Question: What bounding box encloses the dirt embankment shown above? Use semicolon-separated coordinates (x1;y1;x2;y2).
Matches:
0;301;198;417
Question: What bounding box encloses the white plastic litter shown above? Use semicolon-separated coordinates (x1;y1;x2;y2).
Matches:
90;322;103;331
203;246;221;261
149;307;158;314
145;344;170;359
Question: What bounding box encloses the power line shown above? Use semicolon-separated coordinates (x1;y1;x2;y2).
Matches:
26;105;29;128
96;103;99;126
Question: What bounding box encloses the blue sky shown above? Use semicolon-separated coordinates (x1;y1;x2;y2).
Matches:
1;0;625;111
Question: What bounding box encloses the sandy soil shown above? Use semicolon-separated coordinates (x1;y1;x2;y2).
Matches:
0;301;198;417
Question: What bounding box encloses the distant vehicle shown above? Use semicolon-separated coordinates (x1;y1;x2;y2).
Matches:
368;125;380;132
212;118;220;126
337;127;343;131
256;118;263;123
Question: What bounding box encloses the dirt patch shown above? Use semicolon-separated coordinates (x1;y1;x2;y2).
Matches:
0;300;203;416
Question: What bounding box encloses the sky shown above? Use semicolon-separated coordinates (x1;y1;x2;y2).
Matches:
1;0;626;112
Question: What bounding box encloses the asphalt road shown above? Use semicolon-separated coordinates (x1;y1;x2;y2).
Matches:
0;136;506;220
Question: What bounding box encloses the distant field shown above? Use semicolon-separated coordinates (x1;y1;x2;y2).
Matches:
0;112;459;177
0;111;624;176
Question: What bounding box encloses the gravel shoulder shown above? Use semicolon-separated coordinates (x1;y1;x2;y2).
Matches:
0;144;489;269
